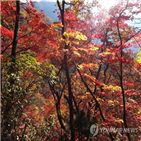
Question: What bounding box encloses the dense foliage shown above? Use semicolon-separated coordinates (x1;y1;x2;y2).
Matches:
1;0;141;141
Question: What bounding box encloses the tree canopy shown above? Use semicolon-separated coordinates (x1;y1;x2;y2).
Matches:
1;0;141;141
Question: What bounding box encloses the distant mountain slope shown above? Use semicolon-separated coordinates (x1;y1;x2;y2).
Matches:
21;1;57;24
33;1;59;21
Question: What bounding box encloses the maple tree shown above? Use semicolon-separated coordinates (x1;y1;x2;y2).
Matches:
1;0;141;141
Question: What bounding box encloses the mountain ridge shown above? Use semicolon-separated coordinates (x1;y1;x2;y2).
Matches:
33;1;59;22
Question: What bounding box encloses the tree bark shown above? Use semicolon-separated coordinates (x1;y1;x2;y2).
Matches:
117;15;131;141
2;2;20;140
57;0;75;140
11;1;20;62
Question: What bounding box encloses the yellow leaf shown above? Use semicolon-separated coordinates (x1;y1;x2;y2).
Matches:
75;31;87;41
21;10;28;18
97;98;104;102
137;51;141;64
90;45;99;51
137;109;141;114
86;92;90;95
115;118;124;123
78;64;83;69
73;51;81;57
108;100;114;106
51;22;63;28
63;31;87;41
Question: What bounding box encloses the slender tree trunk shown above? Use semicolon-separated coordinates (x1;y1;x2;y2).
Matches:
0;66;2;92
57;0;75;140
11;1;20;62
64;53;75;141
117;19;131;141
2;1;20;140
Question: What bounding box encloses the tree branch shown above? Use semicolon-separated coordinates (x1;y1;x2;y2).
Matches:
75;63;114;141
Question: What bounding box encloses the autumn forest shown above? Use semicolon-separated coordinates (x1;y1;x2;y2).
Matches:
1;0;141;141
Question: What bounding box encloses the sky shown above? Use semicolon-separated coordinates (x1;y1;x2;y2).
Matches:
20;0;141;28
21;0;117;7
20;0;140;52
20;0;56;2
20;0;118;9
